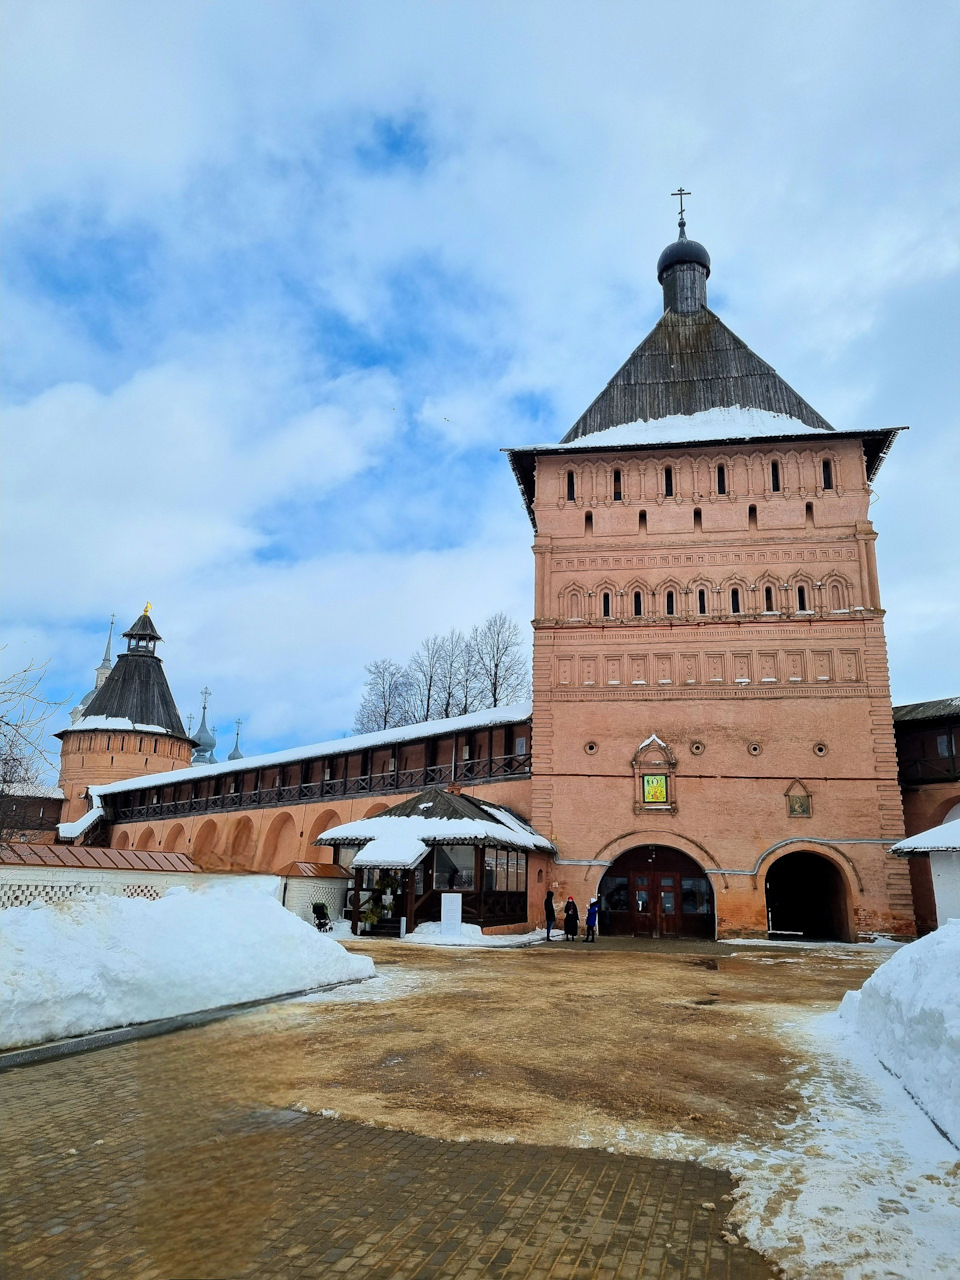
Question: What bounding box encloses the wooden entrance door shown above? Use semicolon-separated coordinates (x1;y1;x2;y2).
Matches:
630;871;680;937
598;847;715;939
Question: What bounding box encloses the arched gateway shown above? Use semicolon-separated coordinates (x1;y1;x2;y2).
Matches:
765;851;851;941
598;846;715;939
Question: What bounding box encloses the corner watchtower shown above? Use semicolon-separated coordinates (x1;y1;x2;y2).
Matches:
57;606;196;822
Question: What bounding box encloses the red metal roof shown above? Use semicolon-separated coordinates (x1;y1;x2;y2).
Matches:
0;843;199;874
275;860;352;879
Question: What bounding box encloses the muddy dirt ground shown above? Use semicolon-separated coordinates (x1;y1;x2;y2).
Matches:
187;937;885;1151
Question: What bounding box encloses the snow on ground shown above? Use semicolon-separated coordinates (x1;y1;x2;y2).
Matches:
0;879;374;1050
572;1008;958;1279
720;1011;958;1280
838;919;960;1146
329;919;545;948
566;936;959;1280
729;936;902;950
404;921;546;948
292;964;443;1005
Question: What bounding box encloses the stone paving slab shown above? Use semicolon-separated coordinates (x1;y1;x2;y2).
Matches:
0;1040;774;1280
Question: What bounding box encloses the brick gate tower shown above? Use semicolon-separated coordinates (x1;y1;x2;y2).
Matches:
507;214;913;940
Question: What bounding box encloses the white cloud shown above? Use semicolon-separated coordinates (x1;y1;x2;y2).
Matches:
3;0;959;759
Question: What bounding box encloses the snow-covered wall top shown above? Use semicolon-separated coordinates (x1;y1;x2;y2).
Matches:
529;407;833;452
69;702;533;805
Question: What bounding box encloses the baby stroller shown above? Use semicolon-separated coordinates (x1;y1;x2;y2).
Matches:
311;901;333;933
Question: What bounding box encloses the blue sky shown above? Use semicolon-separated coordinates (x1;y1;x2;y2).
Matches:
3;0;959;768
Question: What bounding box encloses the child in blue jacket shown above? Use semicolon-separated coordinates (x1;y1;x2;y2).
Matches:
584;897;599;943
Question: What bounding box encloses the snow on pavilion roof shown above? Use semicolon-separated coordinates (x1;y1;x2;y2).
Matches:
321;787;555;861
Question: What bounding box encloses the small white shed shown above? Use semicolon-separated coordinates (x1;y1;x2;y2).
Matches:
890;820;960;927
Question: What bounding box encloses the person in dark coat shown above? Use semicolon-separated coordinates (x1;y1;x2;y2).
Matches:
311;901;331;932
584;897;599;943
563;896;579;941
544;890;556;941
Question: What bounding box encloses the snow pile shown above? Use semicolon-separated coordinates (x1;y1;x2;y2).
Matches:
406;921;546;948
838;920;960;1144
0;878;374;1050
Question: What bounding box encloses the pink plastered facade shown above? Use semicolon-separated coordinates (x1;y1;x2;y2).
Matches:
524;436;911;939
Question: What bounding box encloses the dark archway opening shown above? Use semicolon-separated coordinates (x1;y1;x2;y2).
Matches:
598;846;715;939
765;852;850;941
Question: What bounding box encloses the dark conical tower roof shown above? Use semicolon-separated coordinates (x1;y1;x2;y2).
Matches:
560;306;835;442
67;609;188;737
559;213;834;442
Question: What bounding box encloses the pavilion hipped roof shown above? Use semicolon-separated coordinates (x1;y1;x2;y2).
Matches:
318;787;555;862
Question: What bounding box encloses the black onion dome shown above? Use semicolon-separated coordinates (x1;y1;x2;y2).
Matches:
657;229;711;281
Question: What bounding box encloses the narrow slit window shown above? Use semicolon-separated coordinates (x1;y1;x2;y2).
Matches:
566;470;576;501
822;458;834;490
693;506;702;531
584;511;593;535
805;501;814;527
613;469;622;501
638;509;647;533
717;464;727;495
764;586;775;611
748;503;758;531
797;585;808;611
602;591;611;618
731;587;742;614
698;588;707;615
663;466;674;497
831;585;843;610
665;590;676;616
771;460;781;492
633;590;643;616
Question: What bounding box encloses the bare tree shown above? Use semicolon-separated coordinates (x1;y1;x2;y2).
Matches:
402;633;446;724
0;657;65;840
353;612;530;732
353;659;410;734
470;612;530;707
433;628;476;720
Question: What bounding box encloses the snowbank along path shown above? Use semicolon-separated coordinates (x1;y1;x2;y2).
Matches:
0;878;375;1050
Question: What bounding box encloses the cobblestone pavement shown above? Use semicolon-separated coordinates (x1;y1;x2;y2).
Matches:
1;1036;774;1280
